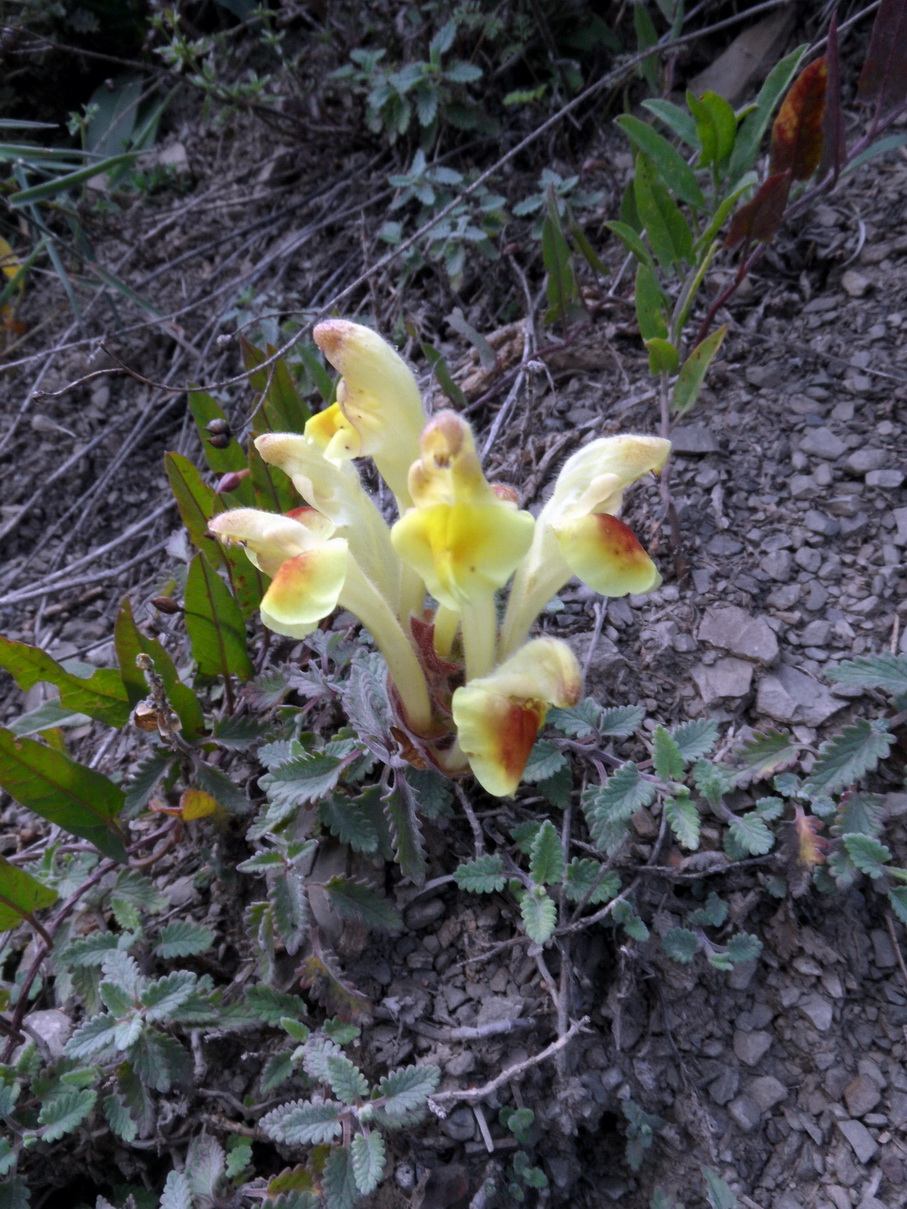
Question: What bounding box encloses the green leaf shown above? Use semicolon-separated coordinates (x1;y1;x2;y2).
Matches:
564;860;620;905
672;719;719;762
262;1099;343;1145
802;719;894;798
645;337;679;375
728;44;809;184
351;1131;386;1196
523;739;568;783
641;98;699;147
383;778;427;885
693;760;732;809
598;704;645;737
529;819;566;886
583;763;656;853
0;1136;14;1177
755;796;785;821
159;1170;192;1209
38;1087;96;1141
652;726;685;781
245;985;307;1026
141;971;197;1021
733;730;801;785
537;764;573;810
10;151;140;204
688;892;728;928
378;1063;440;1114
0;635;130;727
687;90;737;170
617;115;706;208
725;933;762;967
325;1053;368;1103
834;791;884;839
318;796;379;853
103;1091;138;1143
260;752;344;809
155;921;215;959
193;762;250;816
5;701;90;737
727;813;774;857
542;190;583;328
454;854;506;893
842;833;891;879
662;927;700;963
826;653;907;694
184;553;254;680
635;261;668;341
518;886;557;944
547;698;602;737
131;1029;191;1093
0;856;57;933
0;1176;29;1209
633;153;692;271
114;598;206;740
0;728;126;861
665;794;700;850
673;325;727;417
186;389;250;482
888;886;907;925
241;338;313;433
605;219;658;277
323;1144;358;1209
323;877;402;933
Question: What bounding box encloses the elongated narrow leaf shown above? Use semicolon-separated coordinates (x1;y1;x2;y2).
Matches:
0;728;126;860
770;58;828;181
542;191;583;328
419;341;467;409
673;325;727;416
114;598;206;739
0;635;130;727
6;701;89;737
858;0;907;114
384;778;427;885
605;219;658;277
642;98;699;147
0;855;57;932
635;261;668;341
818;15;844;183
241;339;312;434
9;152;139;203
687;90;737;170
351;1131;385;1196
617;115;705;208
725;173;790;248
184;553;254;680
634;153;692;271
728;44;809;184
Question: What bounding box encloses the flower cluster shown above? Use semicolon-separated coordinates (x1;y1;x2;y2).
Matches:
210;321;670;796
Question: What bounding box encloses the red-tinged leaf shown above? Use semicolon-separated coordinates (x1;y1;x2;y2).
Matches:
114;598;207;740
0;856;57;935
794;804;829;867
0;635;130;728
818;16;845;184
725;172;791;249
859;0;907;113
184;553;254;681
0;727;126;861
298;940;371;1022
770;58;828;181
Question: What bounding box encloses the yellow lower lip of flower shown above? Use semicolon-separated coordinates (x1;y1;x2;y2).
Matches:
392;502;534;610
554;512;661;596
258;543;349;638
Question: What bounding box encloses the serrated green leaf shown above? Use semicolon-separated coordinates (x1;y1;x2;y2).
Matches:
155;921;215;959
842;833;891;878
271;870;308;954
383;778;427;885
323;1143;358;1209
522;739;567;783
664;794;700;850
888;886;907;925
802;719;894;798
38;1087;96;1142
662;927;700;963
538;763;573;809
0;856;57;933
323;877;402;934
0;634;131;727
734;730;801;784
0;1135;15;1177
260;1051;296;1094
142;971;197;1021
103;1091;138;1142
582;763;657;853
727;812;774;856
262;1099;343;1145
693;760;732;808
518;887;557;944
351;1130;385;1196
325;1053;368;1104
613;899;649;940
834;791;884;839
652;726;685;781
65;1014;119;1060
688;891;728;928
186;1134;226;1199
0;727;126;861
159;1170;192;1209
378;1063;440;1113
547;698;602;737
826;652;907;694
131;1029;190;1093
529;819;566;887
100;979;135;1017
671;719;719;761
318;796;379;853
755;796;785;821
725;933;762;966
453;854;506;893
260;753;344;809
564;860;620;905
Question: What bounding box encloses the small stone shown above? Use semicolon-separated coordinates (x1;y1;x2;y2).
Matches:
22;1010;71;1060
757;664;844;727
789;474;818;499
691;657;754;704
799;992;834;1031
728;1093;762;1132
799;620;831;646
697;606;779;665
802;581;828;612
870;929;897;969
671;425;720;454
844;1074;882;1117
893;507;907;547
865;468;904;488
708;533;744;556
733;1029;773;1066
766;583;802;609
795;546;822;572
748;1075;788;1111
841;269;870;297
441;1106;476;1142
799;427;848;459
709;1065;740;1105
803;509;840;536
836;1118;878;1164
761;549;793;581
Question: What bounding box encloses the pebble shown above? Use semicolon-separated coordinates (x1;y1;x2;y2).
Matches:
697;606;779;665
756;665;843;727
728;1093;762;1132
844;1074;882;1117
733;1029;773;1067
841;269;870;297
803;509;840;536
800;993;835;1031
748;1075;788;1111
799;428;848;459
672;425;720;454
836;1118;878;1164
865;468;904;488
691;657;754;703
761;549;793;581
441;1106;476;1141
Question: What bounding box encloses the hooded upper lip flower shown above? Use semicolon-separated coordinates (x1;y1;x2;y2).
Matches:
391;411;535;681
208;506;433;735
500;434;670;658
309;320;426;511
451;636;582;796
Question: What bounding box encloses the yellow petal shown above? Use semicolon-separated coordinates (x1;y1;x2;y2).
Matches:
552;512;661;596
305;401;362;460
545;435;671;519
259;542;349;637
452;638;581;796
392;501;534;610
208;507;333;577
408;410;491;508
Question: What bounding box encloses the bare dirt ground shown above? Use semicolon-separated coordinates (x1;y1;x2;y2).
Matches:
1;16;907;1209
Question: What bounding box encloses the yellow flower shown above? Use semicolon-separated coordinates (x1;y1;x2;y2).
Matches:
451;637;582;796
501;435;670;656
311;320;425;508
